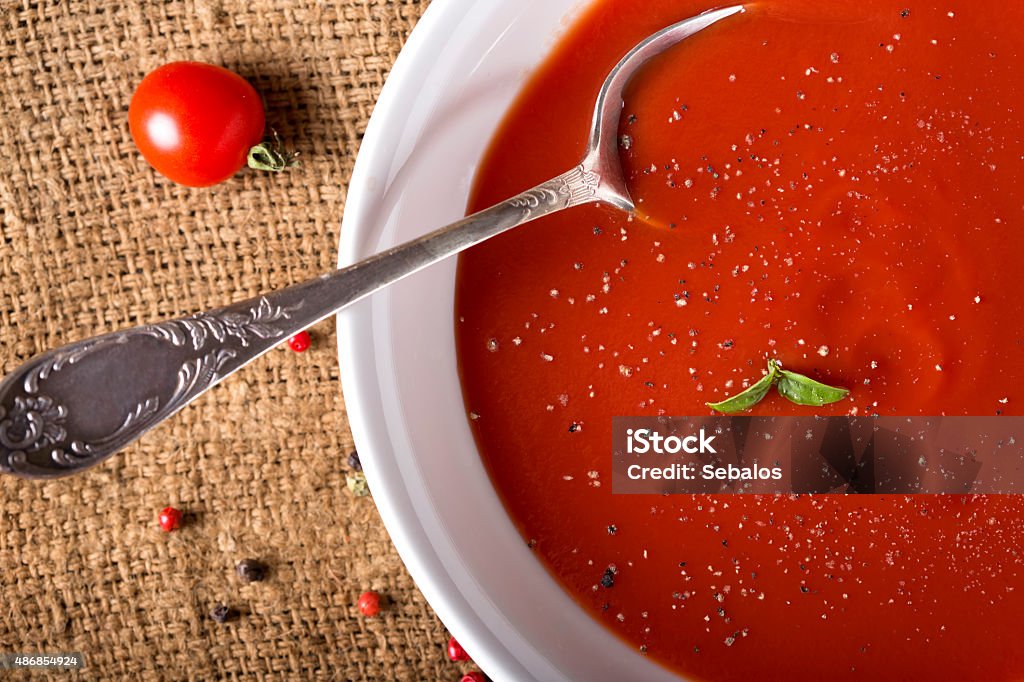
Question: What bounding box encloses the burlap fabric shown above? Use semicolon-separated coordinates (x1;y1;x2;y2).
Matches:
0;0;472;678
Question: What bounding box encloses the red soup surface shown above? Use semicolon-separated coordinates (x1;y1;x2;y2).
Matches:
455;1;1024;680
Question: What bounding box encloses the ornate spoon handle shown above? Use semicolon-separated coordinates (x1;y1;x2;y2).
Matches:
0;163;607;478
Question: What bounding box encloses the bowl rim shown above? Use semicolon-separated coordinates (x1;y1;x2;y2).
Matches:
336;1;530;679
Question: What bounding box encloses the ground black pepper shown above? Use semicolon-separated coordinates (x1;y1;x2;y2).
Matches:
236;559;267;583
347;450;362;471
210;605;238;623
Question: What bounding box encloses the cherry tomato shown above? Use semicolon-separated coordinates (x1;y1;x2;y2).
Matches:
129;62;265;187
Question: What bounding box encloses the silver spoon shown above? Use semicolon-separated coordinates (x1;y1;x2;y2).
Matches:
0;6;743;479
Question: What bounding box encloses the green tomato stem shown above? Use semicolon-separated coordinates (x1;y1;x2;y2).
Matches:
247;135;299;172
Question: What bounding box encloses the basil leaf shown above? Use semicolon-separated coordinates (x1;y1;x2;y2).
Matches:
776;370;848;406
706;367;776;413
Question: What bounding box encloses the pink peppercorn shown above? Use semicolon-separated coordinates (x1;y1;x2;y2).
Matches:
357;590;381;616
447;636;470;662
158;506;182;532
287;330;311;353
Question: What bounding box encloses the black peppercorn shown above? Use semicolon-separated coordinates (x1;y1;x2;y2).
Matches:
236;559;267;583
210;605;238;623
347;450;362;472
600;567;615;589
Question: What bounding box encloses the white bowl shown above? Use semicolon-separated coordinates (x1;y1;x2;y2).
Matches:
337;1;682;680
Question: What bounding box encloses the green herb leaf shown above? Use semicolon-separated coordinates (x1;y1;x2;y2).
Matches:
707;358;848;412
775;369;849;407
706;363;778;413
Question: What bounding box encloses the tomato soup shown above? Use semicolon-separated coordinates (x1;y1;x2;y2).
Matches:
455;1;1024;679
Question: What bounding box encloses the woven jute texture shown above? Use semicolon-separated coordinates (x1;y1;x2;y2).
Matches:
0;0;473;679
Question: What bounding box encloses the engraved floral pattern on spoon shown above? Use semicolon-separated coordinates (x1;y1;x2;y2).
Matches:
0;396;68;452
1;296;303;476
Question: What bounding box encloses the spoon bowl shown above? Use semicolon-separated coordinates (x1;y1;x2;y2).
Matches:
585;4;745;212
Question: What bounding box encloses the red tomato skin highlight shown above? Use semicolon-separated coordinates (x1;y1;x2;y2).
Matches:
128;62;265;187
